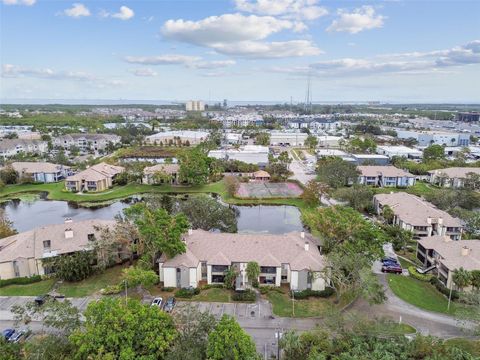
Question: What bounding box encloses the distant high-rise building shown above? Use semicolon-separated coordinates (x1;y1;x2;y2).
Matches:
223;99;228;108
185;100;205;111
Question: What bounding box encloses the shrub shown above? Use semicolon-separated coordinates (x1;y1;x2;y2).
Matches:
232;289;256;302
290;287;335;299
161;287;176;292
175;287;200;298
259;286;283;295
100;284;123;295
0;275;42;288
122;267;158;288
200;284;224;290
408;267;432;282
430;277;459;301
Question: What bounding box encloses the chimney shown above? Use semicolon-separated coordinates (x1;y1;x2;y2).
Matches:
64;217;73;224
65;228;74;239
188;228;193;236
461;246;470;256
304;242;309;251
438;217;443;225
300;231;305;239
427;217;432;225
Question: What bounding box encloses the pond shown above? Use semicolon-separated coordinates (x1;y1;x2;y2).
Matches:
1;196;303;234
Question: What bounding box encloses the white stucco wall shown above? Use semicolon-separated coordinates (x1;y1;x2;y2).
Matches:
189;267;198;288
290;271;299;290
311;273;325;291
275;267;282;287
158;263;164;282
196;263;202;285
163;267;176;288
207;265;212;284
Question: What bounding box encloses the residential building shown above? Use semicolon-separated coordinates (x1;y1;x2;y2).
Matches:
427;167;480;188
0;139;48;159
159;230;327;291
11;162;72;183
253;170;270;181
142;164;180;185
373;192;463;240
53;134;121;152
208;145;269;167
357;166;416;187
376;145;423;159
65;162;124;192
213;114;263;128
396;130;470;147
455;112;480;122
417;236;480;289
0;219;115;280
269;132;308;146
145;130;209;146
185;100;205;111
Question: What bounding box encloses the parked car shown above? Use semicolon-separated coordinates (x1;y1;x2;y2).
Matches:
381;265;403;274
9;329;29;343
2;328;15;341
34;294;54;306
163;297;176;313
151;297;163;308
382;260;399;267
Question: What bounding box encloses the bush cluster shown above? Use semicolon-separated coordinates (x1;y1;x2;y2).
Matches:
232;289;256;302
258;286;283;295
0;275;42;288
290;287;335;299
100;284;123;295
429;277;459;301
200;284;224;290
175;287;200;298
408;267;433;282
161;287;176;292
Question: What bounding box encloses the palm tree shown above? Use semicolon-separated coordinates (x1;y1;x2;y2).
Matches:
381;205;395;224
453;267;471;291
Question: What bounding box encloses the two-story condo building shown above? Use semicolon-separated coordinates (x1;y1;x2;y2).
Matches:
159;230;327;291
357;166;416;187
373;192;463;240
427;167;480;188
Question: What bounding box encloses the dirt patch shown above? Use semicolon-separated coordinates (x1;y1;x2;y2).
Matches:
236;182;303;198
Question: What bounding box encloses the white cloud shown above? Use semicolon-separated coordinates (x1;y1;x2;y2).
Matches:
161;13;320;59
191;60;236;69
63;3;91;18
327;6;385;34
129;68;158;77
2;0;35;6
124;54;201;65
162;13;301;46
213;40;321;58
235;0;328;21
112;6;134;20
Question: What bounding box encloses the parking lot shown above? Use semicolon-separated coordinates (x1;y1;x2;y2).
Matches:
175;299;273;320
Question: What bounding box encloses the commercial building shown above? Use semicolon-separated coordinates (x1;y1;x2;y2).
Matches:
269;132;308;146
159;230;327;291
0;219;115;280
65;162;125;192
208;145;269;167
11;162;72;183
145;130;209;146
357;166;415;187
142;164;180;185
376;145;423;159
427;167;480;188
373;192;463;240
455;112;480;122
351;154;389;165
417;236;480;290
185;100;205;111
317;135;342;148
396;130;470;147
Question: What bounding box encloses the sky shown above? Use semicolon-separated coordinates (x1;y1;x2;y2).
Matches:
1;0;479;103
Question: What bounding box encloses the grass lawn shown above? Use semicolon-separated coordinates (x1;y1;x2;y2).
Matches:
444;338;480;356
190;288;232;302
0;279;55;296
56;264;127;297
387;274;466;315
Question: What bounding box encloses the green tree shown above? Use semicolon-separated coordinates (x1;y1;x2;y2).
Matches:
42;251;95;282
301;180;328;207
124;203;190;267
206;315;258;360
223;267;239;290
246;261;260;286
0;208;17;239
423;144;445;161
178;147;210;185
316;156;360;188
0;338;22;360
166;305;217;360
333;184;374;211
382;225;413;254
70;298;177;360
224;175;240;197
122;266;159;288
24;335;75;360
255;132;270;146
464;172;480;191
304;135;318;150
176;194;238;232
381;204;395;223
470;270;480;289
0;165;19;184
453;267;472;291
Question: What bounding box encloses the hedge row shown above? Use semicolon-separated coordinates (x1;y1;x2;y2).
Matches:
200;284;225;290
232;289;256;302
290;287;335;300
0;275;42;288
430;277;459;301
408;267;433;282
175;287;200;298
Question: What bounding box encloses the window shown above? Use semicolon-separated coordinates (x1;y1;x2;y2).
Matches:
212;265;228;273
87;234;95;241
260;266;277;274
43;240;51;250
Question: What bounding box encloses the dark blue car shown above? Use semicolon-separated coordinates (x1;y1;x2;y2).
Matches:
2;328;15;341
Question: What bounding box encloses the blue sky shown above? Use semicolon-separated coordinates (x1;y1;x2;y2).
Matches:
1;0;479;103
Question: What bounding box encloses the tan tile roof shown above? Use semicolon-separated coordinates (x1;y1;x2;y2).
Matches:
0;219;115;263
253;170;271;178
357;166;414;178
11;162;70;174
418;236;480;271
161;230;325;271
66;162;124;182
374;192;462;227
143;164;180;175
428;167;480;179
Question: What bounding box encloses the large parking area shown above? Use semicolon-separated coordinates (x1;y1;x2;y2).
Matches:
176;299;273;320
